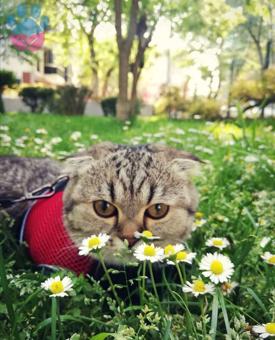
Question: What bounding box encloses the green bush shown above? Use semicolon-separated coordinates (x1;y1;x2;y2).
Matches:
155;86;190;117
188;97;221;120
0;70;17;113
19;87;55;113
231;78;263;102
101;96;117;116
53;85;90;115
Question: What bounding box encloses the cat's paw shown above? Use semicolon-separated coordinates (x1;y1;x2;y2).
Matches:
6;3;49;51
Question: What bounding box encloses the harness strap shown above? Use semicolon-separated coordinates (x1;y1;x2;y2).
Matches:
0;176;69;209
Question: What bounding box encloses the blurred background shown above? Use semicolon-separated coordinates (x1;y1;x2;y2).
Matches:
1;0;275;121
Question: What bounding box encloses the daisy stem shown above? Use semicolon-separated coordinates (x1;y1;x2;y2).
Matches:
51;297;57;340
210;289;219;340
141;260;146;305
0;244;18;339
98;252;121;307
148;261;163;315
175;262;185;286
218;288;232;338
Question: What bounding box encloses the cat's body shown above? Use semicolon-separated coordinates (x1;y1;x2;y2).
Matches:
0;142;200;268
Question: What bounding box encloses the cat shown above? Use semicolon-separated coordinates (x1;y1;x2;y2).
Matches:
0;142;200;269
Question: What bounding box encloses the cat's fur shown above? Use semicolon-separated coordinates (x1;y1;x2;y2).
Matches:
0;142;200;265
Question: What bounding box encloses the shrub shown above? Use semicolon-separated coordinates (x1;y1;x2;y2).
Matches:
19;87;55;113
101;97;117;116
188;97;221;120
0;70;17;113
155;86;190;117
231;78;263;102
53;85;90;115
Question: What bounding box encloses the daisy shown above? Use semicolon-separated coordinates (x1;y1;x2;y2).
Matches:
41;276;73;297
78;233;110;255
261;252;275;266
199;252;234;284
221;281;238;295
134;243;164;263
167;249;196;265
70;131;81;141
164;244;184;257
260;237;271;248
134;230;160;241
253;322;275;338
206;237;230;250
182;278;214;297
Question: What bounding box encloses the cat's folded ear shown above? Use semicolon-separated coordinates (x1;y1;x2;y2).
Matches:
148;143;203;178
64;142;119;160
61;156;95;177
61;142;119;177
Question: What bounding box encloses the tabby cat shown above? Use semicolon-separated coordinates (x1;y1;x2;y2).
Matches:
0;142;200;265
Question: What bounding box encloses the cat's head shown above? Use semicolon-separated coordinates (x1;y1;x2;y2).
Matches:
62;142;201;264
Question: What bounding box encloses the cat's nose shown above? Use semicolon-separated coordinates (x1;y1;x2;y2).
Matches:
123;236;138;247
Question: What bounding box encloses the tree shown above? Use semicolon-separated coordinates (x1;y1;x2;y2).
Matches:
0;70;17;113
114;0;165;120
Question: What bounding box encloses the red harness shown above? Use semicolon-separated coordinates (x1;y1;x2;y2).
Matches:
22;191;94;275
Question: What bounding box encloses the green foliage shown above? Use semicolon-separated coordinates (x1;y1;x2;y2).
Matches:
0;70;17;113
101;97;117;116
231;67;275;107
155;86;189;117
0;70;17;92
52;85;91;116
19;87;55;113
188;97;222;120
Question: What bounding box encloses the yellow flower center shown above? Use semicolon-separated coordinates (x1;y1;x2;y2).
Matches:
193;280;206;293
195;212;203;219
268;256;275;265
213;239;224;247
164;244;175;256
50;281;64;294
143;245;156;257
265;323;275;334
210;260;224;275
176;251;187;261
88;236;100;249
142;230;153;238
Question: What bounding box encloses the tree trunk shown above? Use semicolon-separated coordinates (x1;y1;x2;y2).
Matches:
117;50;130;120
115;0;139;121
101;67;114;98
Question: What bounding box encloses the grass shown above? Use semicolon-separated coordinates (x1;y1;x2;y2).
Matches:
0;112;274;339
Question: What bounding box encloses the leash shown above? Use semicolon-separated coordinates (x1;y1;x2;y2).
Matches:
0;176;70;209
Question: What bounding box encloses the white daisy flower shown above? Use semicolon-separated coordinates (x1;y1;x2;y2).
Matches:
261;252;275;266
70;131;82;141
36;128;48;135
199;252;234;284
182;278;214;297
164;244;184;257
78;233;110;255
134;243;164;263
206;237;230;250
50;137;62;145
90;134;98;140
41;276;73;297
33;137;43;145
0;125;9;131
260;237;271;248
253;322;275;338
167;249;196;265
221;281;238;295
134;230;160;241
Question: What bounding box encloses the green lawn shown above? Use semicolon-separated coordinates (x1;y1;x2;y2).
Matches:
0;112;274;339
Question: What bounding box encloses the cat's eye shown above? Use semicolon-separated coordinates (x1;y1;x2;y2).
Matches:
145;203;169;220
93;200;117;218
